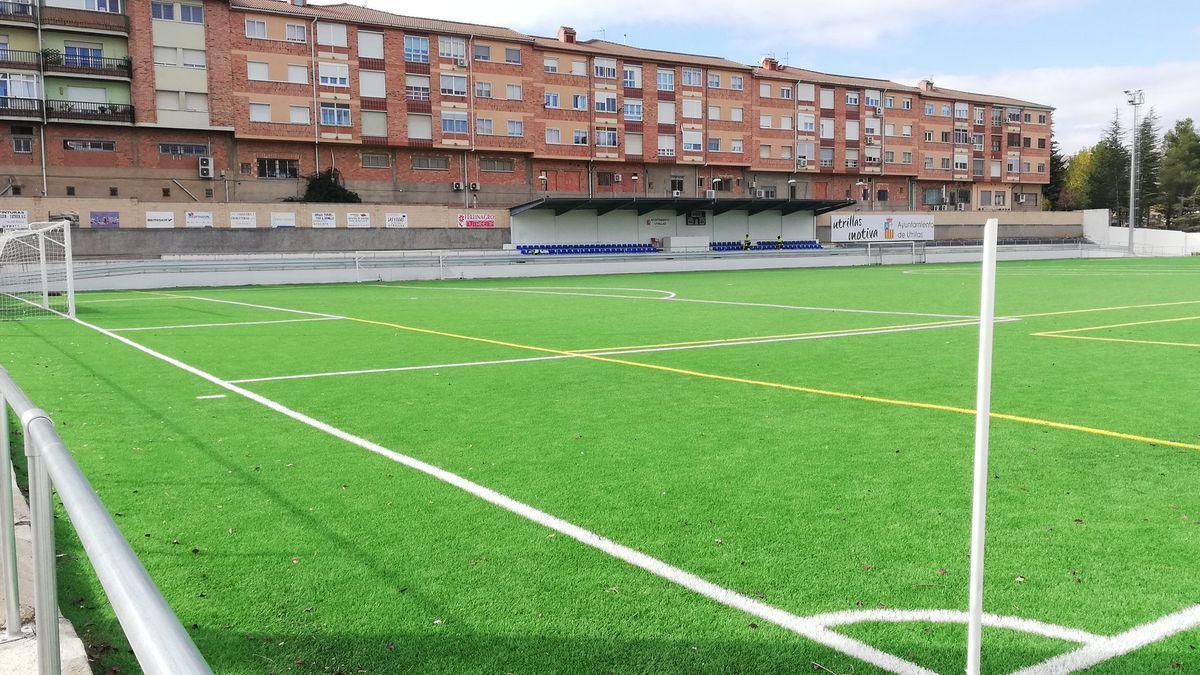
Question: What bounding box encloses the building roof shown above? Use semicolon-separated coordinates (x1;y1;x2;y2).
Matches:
229;0;535;42
919;84;1053;111
759;65;920;93
511;196;855;217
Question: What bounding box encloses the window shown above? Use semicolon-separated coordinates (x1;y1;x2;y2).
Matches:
287;64;307;84
504;47;521;64
623;65;641;88
412;155;449;170
286;23;306;43
681;98;701;119
866;93;880;107
846;149;860;168
289;105;309;124
475;81;492;98
257;158;298;179
657;134;675;157
846;92;858;105
973;158;985;176
1007;108;1021;123
682;68;701;86
884;150;894;163
475;117;493;135
1038;162;1046;173
972;133;984;150
404;36;429;63
779;115;793;130
759;114;772;129
64;139;115;152
544;92;559;108
669;176;685;193
924;130;934;142
707;137;720;152
441;111;467;134
902;124;912;137
992;108;1003;125
707;72;720;88
974;107;985;124
405;75;430;101
992;137;1002;152
316;22;346;47
780;86;792;100
941;157;951;170
658;101;675;124
990;160;1001;178
941;130;952;143
781;145;792;160
730;107;743;122
731;75;743;90
594;57;616;79
180;4;202;23
184;92;207;111
707;105;719;121
954;129;969;144
980;190;992;206
819;118;834;139
1022;161;1031;173
924;157;934;169
595;92;617;113
358;31;383;59
480;158;513;172
151;1;173;20
820;89;834;108
885;123;895;137
940;104;951;116
155;90;178;110
318;62;348;87
995;191;1007;206
625;132;642;155
902;151;912;164
247;60;268;81
800;114;815;132
545;127;561;144
542;56;557;72
1023;136;1031;148
571;60;586;76
358;70;385;97
955;102;969;119
182;49;205;69
573;129;588;145
362;153;389;168
572;94;587;110
955;154;969;171
924;103;936;115
245;19;266;38
885;95;895;108
1024;113;1032;123
759;83;771;98
13;137;32;154
1038;138;1047;149
506;83;522;100
597;172;613;187
1038;113;1047;124
845;120;860;141
249;102;270;122
657;69;674;91
797;83;815;101
438;36;466;60
901;98;912;110
682;130;702;152
506;119;524;137
153;46;175;65
319;102;350;126
759;144;771;159
731;138;743;153
440;75;467;97
595;127;617;146
158;143;207;156
623;100;643;121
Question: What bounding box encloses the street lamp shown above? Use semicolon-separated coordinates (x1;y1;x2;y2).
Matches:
1124;89;1144;253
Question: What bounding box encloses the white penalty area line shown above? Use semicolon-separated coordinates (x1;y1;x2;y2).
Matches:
1014;604;1200;674
64;310;930;675
108;317;341;333
374;283;980;320
226;318;995;385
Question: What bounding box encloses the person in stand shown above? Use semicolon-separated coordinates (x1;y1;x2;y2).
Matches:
776;234;784;250
743;234;752;250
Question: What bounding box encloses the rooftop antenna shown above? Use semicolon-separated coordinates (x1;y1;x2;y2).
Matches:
594;27;606;40
783;51;789;66
622;32;628;44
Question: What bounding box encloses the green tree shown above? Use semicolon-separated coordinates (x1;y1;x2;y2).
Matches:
1134;108;1162;226
1060;147;1094;211
1159;118;1200;229
1045;137;1066;209
1085;110;1131;220
298;168;362;203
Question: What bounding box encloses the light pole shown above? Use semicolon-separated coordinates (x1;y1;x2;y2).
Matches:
1124;89;1144;254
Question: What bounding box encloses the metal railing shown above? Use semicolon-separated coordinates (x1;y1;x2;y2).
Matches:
0;0;35;20
0;96;43;117
0;48;40;68
44;99;134;123
0;367;210;674
42;53;131;78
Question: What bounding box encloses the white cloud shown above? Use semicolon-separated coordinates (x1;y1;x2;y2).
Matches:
908;62;1200;154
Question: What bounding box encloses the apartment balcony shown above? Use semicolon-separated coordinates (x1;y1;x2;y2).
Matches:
0;96;42;118
0;0;35;23
45;99;133;123
38;6;129;33
42;52;131;78
0;48;40;69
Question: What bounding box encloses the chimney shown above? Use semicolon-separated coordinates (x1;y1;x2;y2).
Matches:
760;56;778;71
557;26;577;43
918;79;934;92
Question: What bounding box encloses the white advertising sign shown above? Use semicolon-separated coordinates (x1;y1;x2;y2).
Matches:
145;211;176;229
0;210;29;230
230;212;258;229
457;213;496;228
185;211;213;228
384;213;408;228
346;212;372;228
829;213;935;243
311;212;337;228
645;217;671;227
270;212;296;228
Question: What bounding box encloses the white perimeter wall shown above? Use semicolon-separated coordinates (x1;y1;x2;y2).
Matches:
1082;209;1200;256
513;209;816;245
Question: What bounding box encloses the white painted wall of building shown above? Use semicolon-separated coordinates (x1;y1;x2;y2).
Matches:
512;209;816;245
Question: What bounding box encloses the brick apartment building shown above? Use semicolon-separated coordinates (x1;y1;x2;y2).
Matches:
0;0;1053;211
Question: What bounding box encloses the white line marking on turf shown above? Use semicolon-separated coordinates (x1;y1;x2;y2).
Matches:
74;296;184;304
196;394;226;400
226;319;994;385
1014;604;1200;674
66;310;932;675
806;608;1101;644
376;284;978;319
108;317;340;332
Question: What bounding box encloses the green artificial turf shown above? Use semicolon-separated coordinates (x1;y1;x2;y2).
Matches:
1;257;1199;674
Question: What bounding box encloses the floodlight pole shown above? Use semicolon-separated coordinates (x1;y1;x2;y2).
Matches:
1125;90;1144;254
965;217;1000;675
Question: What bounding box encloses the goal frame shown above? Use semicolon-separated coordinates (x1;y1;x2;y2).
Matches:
0;220;76;319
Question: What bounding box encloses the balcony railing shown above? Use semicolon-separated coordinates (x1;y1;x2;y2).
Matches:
38;5;129;33
45;99;133;123
42;52;131;77
0;0;35;21
0;96;42;117
0;48;39;68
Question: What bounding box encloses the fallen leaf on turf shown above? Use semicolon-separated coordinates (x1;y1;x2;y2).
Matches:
433;618;444;625
1015;576;1026;583
748;622;758;629
386;641;395;651
862;564;875;571
291;556;301;564
1073;518;1084;524
936;568;947;576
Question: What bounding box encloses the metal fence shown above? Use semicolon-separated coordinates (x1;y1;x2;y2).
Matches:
0;367;210;674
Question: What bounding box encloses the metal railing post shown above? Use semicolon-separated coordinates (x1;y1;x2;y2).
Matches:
24;412;60;675
0;395;21;639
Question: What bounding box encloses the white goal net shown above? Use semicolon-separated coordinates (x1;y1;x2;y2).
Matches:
0;221;76;320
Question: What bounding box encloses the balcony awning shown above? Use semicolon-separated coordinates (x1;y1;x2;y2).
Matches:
510;197;856;218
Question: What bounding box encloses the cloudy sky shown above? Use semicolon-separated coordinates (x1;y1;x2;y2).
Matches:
357;0;1198;154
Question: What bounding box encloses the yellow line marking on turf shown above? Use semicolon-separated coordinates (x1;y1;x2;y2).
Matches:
1035;334;1200;349
1015;300;1200;319
1034;315;1200;336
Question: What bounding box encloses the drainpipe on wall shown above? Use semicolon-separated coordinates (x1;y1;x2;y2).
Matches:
465;35;475;209
36;13;47;195
310;17;320;172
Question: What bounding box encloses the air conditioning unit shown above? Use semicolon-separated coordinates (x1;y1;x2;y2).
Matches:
451;181;465;191
1016;193;1027;204
469;182;481;191
875;107;884;116
455;57;468;67
704;189;716;199
198;156;214;179
754;189;766;198
797;159;809;168
671;189;682;198
957;203;966;211
612;173;622;183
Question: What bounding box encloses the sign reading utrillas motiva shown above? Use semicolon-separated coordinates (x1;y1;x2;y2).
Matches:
830;213;935;243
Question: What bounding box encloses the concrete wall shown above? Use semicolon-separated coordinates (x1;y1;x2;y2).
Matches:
72;227;508;256
816;209;1086;242
1082;210;1199;256
512;208;815;245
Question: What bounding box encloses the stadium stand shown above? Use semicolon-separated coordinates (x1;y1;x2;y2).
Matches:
517;244;659;255
710;240;824;252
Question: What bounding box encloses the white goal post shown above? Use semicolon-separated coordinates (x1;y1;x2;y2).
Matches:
0;220;76;320
865;240;924;265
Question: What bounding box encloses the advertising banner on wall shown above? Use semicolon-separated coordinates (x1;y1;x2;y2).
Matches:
346;212;372;228
829;213;935;242
645;217;671;227
230;212;257;229
145;211;176;229
0;210;29;229
185;211;214;228
311;212;337;228
89;211;120;229
270;212;296;228
385;213;408;228
457;213;496;228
